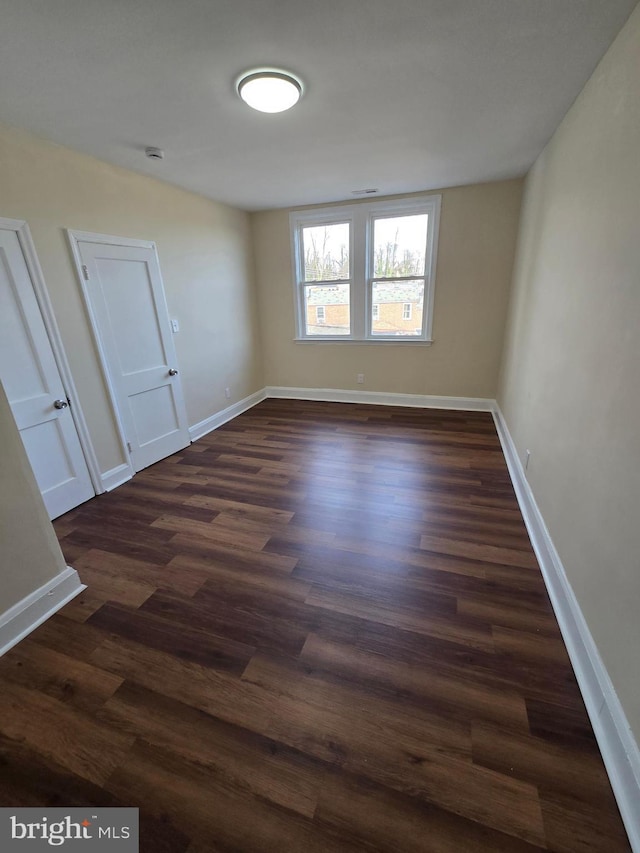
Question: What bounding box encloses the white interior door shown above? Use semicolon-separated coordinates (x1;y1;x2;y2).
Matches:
71;233;190;473
0;226;95;519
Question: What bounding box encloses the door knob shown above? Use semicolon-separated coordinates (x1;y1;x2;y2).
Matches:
168;368;178;376
53;399;68;410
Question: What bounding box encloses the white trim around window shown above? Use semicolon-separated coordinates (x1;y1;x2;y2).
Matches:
290;194;441;343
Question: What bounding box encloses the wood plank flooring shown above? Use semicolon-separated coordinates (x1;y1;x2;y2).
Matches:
0;399;630;851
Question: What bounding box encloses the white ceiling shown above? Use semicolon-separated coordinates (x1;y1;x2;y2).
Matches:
0;0;636;211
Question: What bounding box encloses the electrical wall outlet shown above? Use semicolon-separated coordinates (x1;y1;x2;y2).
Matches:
357;373;364;384
170;318;180;333
225;387;231;399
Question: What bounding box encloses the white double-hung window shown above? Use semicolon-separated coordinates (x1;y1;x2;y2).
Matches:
290;194;441;342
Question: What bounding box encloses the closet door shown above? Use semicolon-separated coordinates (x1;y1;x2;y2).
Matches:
70;231;189;473
0;224;94;518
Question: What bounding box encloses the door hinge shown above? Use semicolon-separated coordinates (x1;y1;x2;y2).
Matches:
127;442;132;453
81;264;90;281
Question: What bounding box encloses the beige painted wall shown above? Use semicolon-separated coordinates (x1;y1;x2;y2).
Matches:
0;123;263;475
251;179;523;397
498;6;640;738
0;380;67;614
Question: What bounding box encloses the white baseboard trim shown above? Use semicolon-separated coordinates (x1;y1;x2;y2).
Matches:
0;567;86;657
492;404;640;852
189;389;268;442
101;462;133;492
188;387;493;444
265;386;494;411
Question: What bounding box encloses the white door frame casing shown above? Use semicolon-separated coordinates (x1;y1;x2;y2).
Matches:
67;229;187;481
0;217;102;495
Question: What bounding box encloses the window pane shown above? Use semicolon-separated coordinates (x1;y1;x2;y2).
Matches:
373;214;428;278
304;284;350;335
371;280;424;336
302;223;350;281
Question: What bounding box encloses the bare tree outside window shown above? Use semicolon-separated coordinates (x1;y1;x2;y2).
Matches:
370;214;428;336
303;224;350;281
373;215;428;278
301;223;351;335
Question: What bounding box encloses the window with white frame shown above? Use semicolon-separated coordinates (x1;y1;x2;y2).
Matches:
290;195;440;342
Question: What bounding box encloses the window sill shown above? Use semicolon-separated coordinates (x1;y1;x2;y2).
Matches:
293;338;434;346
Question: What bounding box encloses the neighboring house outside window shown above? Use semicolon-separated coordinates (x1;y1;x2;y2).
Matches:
290;194;441;342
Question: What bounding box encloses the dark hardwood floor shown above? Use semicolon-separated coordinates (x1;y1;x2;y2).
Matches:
0;399;630;851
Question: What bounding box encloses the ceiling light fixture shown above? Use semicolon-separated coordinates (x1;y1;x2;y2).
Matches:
237;69;303;113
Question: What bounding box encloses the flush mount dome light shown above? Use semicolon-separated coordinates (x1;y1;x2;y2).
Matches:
237;70;302;113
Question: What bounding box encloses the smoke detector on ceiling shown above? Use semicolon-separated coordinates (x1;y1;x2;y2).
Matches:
145;147;164;160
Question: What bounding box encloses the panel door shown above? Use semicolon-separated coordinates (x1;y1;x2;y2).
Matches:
76;238;189;472
0;228;94;518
